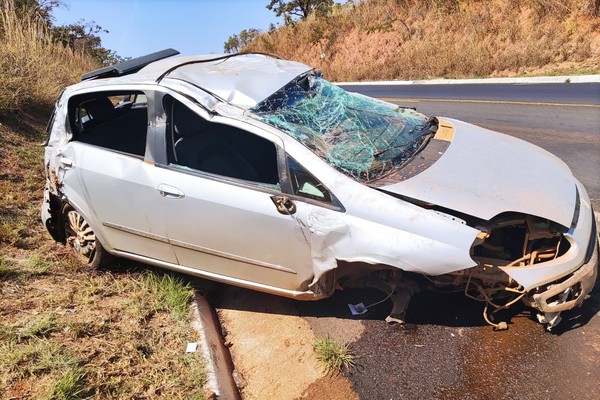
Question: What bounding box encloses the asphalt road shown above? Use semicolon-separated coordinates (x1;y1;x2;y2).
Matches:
339;82;600;105
214;83;600;400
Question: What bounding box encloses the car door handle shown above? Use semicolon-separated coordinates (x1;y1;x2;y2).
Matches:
59;157;74;169
271;195;296;215
157;183;185;199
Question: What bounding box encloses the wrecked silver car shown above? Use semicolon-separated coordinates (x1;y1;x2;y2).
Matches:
42;50;598;330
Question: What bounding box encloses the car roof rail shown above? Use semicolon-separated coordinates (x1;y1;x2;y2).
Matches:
80;48;180;81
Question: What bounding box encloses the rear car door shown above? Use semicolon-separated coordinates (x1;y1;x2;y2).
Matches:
58;89;177;263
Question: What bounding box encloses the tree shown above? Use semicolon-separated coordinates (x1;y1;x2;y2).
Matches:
51;19;124;65
1;0;59;25
266;0;333;25
1;0;124;66
224;28;259;53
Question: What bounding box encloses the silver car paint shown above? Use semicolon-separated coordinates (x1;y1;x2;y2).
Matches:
43;54;595;303
382;118;577;229
500;179;595;290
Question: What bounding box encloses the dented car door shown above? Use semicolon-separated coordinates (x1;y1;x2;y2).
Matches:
55;90;178;264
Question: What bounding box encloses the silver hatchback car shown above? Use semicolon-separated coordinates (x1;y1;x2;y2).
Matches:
42;50;598;330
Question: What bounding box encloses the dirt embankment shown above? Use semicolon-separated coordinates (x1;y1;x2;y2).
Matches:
246;0;600;81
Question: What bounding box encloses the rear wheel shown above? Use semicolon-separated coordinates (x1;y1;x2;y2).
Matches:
63;206;107;268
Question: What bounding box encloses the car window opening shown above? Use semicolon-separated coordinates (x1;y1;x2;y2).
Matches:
251;74;430;183
69;91;148;156
287;157;332;203
166;98;279;187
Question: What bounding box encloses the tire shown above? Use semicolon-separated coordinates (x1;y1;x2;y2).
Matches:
62;206;107;268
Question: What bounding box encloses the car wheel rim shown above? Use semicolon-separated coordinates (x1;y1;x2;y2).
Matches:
65;209;96;262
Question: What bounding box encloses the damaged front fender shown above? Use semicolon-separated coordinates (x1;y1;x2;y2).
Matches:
298;186;481;295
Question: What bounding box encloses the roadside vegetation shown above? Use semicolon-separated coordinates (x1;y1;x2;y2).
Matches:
0;1;208;398
0;0;125;112
314;336;356;373
236;0;600;81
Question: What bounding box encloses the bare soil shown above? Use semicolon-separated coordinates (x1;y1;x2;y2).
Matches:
215;287;359;400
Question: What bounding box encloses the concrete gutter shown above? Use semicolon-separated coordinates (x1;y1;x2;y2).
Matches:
336;75;600;86
191;293;241;400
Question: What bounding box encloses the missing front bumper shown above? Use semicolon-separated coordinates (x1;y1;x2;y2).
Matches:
531;239;598;314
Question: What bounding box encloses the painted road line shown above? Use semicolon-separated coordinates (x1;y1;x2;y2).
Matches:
379;98;600;108
337;75;600;85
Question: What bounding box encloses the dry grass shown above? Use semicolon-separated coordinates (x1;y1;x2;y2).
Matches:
0;112;208;399
1;2;209;396
0;0;98;112
246;0;600;81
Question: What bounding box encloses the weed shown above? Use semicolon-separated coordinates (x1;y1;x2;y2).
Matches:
45;365;87;400
0;218;25;246
313;335;355;373
18;314;58;339
27;253;52;275
140;271;194;322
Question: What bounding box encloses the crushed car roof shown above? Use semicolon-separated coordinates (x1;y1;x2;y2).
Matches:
76;51;313;109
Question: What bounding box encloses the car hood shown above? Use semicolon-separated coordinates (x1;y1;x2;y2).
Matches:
381;118;576;228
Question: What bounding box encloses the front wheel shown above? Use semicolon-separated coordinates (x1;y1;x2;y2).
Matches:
63;206;107;268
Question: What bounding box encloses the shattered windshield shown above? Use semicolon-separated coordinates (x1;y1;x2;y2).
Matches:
250;73;430;183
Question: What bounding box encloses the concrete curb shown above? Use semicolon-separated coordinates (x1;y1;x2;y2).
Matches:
191;292;241;400
336;75;600;86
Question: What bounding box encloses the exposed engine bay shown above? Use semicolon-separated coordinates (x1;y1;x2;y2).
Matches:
336;212;597;331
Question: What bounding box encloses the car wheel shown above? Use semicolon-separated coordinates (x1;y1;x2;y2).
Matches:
63;206;107;268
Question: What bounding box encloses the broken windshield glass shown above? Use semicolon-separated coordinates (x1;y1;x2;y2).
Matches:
250;73;430;182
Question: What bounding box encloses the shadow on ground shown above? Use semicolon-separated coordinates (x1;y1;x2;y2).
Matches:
206;283;534;330
101;256;599;334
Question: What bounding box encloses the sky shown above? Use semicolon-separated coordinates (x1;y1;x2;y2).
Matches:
51;0;283;58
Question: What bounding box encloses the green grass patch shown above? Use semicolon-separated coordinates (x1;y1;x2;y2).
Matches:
1;339;80;378
0;314;59;342
139;271;194;322
27;253;52;275
19;314;59;340
0;255;11;278
45;365;87;400
314;335;355;373
0;218;26;246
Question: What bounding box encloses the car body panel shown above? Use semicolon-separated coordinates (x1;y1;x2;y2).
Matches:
499;179;595;290
298;199;481;282
165;56;312;109
382;118;576;228
151;164;316;291
58;143;178;263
